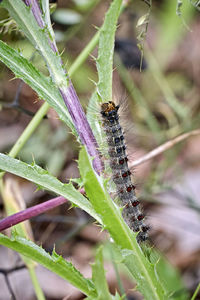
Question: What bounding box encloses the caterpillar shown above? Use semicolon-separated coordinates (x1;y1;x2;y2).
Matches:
100;101;149;243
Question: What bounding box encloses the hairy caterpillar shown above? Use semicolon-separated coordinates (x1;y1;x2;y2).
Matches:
100;101;149;242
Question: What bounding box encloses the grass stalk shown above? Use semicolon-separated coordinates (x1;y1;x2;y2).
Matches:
28;265;46;300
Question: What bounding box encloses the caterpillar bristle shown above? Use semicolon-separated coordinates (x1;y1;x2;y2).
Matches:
100;101;149;243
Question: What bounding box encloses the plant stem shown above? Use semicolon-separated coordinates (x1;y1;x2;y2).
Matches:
115;54;161;140
191;282;200;300
68;31;100;77
1;0;129;175
9;102;49;158
0;102;49;180
0;196;68;231
0;24;101;180
129;129;200;168
146;47;189;120
28;265;46;300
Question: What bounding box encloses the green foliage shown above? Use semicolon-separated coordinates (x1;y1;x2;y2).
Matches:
96;0;122;102
87;0;122;144
0;153;101;223
1;0;67;88
0;0;192;299
92;246;113;300
0;233;97;298
0;40;76;134
155;0;194;65
78;147;167;300
155;253;189;300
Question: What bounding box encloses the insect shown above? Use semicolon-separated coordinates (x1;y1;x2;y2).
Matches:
101;101;149;242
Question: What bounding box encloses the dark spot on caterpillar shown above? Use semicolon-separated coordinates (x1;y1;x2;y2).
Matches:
116;147;123;154
133;227;140;232
127;186;132;192
119;158;125;165
141;225;150;232
101;111;106;117
122;171;128;178
137;231;148;242
114;137;120;144
132;200;140;207
137;214;144;221
108;117;115;124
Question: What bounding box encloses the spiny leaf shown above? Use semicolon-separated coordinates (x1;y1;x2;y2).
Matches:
96;0;122;101
1;0;67;88
0;233;97;297
87;0;122;145
92;246;112;300
0;40;76;135
0;153;101;223
78;147;166;300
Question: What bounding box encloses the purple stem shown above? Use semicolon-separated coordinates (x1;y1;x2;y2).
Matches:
23;0;57;52
23;0;103;173
24;0;44;28
60;83;103;173
0;1;103;232
0;196;68;231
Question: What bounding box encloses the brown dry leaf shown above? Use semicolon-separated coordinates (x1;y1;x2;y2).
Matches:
1;177;34;241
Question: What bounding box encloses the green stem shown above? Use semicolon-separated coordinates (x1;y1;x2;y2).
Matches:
191;282;200;300
115;54;161;139
80;148;165;299
0;1;129;176
109;245;127;300
68;1;127;76
9;102;49;158
3;0;66;87
28;265;46;300
68;31;100;77
0;102;49;180
0;28;100;182
146;47;188;120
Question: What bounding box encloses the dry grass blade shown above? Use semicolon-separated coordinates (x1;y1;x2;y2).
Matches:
130;129;200;168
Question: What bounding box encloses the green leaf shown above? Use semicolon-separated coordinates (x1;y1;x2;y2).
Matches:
122;249;166;300
87;0;122;143
79;147;136;249
92;246;112;300
0;153;101;223
0;40;76;135
78;147;166;300
1;0;67;89
154;251;189;300
96;0;122;101
0;233;97;298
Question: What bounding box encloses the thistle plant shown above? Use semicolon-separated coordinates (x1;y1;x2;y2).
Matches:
0;1;191;299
